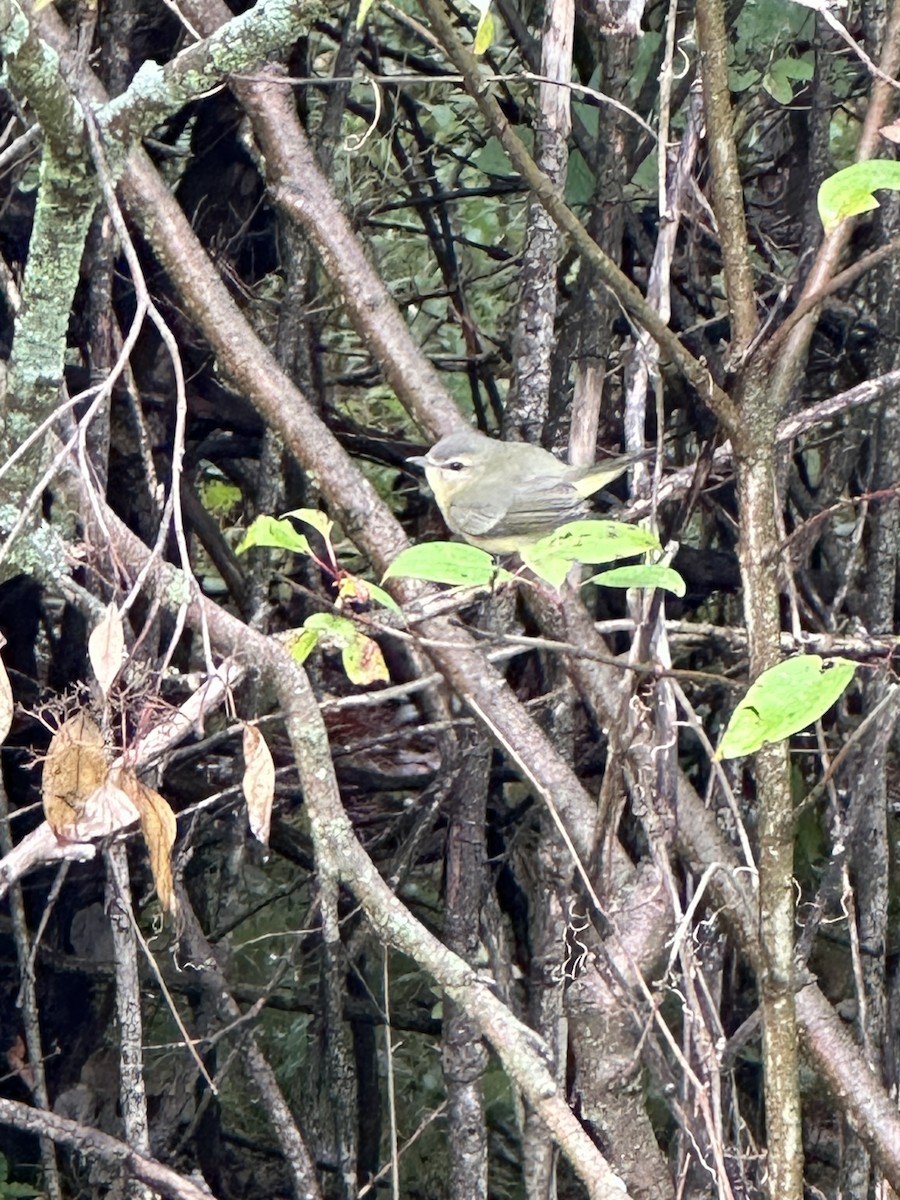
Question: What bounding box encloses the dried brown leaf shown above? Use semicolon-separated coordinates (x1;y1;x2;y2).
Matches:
42;714;110;836
118;767;178;916
88;603;125;697
5;1035;34;1092
242;723;274;845
66;775;141;841
0;652;12;745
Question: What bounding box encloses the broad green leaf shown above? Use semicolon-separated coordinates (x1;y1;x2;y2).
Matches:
384;542;512;588
518;545;573;590
363;582;402;615
475;137;513;177
281;508;334;540
785;55;814;81
586;564;686;597
736;0;813;47
343;633;390;685
818;160;900;233
304;612;356;646
539;520;660;560
236;515;310;557
199;478;242;516
729;67;761;93
295;614;388;685
522;520;661;588
473;8;494;53
763;67;793;107
717;655;856;760
763;54;814;105
427;103;456;130
284;627;319;664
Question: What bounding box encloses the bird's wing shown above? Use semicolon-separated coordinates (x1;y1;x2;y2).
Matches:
446;493;508;536
450;476;589;539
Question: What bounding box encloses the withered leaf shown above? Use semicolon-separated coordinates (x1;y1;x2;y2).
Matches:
5;1035;34;1092
0;651;12;745
42;714;110;836
65;775;141;842
343;633;389;686
242;723;274;846
88;603;125;697
117;767;178;916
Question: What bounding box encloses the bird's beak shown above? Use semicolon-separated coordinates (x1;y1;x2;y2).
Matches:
406;454;429;468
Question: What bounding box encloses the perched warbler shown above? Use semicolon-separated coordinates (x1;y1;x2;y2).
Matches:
408;428;646;553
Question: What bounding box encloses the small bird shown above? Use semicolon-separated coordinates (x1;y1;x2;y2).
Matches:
408;428;647;553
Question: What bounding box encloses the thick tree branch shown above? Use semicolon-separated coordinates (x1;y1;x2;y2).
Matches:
0;0;84;157
97;0;342;150
0;1099;215;1200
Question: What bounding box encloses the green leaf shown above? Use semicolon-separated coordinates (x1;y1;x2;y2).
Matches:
296;614;388;685
517;545;573;590
564;149;594;207
383;542;512;588
198;478;242;517
717;655;856;760
337;575;402;615
785;55;814;81
343;633;390;685
363;582;402;614
284;627;320;665
235;515;311;557
763;66;793;106
281;508;334;540
818;160;900;233
286;615;389;685
540;520;661;560
473;8;494;53
0;1182;42;1198
729;67;761;93
475;137;513;177
304;612;356;646
427;103;456;130
763;54;814;105
521;520;661;588
586;564;687;597
572;101;599;140
735;0;813;48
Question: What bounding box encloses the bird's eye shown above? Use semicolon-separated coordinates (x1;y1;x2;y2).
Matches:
445;460;465;472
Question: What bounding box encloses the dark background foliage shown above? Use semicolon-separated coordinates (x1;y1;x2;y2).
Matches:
0;0;898;1197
